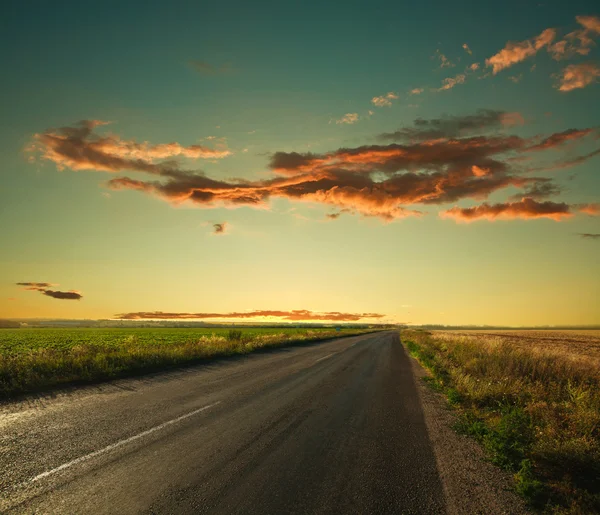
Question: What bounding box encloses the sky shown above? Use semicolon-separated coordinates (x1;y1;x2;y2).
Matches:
1;0;599;325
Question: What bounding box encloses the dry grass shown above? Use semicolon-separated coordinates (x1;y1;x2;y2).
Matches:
403;329;600;514
440;330;600;363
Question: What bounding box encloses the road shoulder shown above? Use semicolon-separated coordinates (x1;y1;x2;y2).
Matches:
408;355;530;515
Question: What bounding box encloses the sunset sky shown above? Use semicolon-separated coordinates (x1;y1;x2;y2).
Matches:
1;0;599;325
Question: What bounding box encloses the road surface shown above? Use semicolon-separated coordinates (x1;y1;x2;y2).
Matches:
0;331;523;514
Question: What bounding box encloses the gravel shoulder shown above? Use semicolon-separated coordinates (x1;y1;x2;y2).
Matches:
409;355;530;514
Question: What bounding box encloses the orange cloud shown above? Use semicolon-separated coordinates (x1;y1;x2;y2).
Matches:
549;16;600;60
440;197;574;222
486;28;556;74
462;43;473;55
336;113;359;125
434;49;454;68
114;310;386;321
555;63;600;92
579;203;600;215
436;74;466;91
28;120;231;173
410;88;424;95
371;92;398;107
31;115;597;223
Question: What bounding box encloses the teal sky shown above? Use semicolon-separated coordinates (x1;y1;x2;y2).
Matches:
1;0;599;325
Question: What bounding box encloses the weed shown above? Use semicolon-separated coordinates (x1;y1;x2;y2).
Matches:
402;329;600;513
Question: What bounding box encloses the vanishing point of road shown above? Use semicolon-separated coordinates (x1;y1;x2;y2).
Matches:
0;331;526;514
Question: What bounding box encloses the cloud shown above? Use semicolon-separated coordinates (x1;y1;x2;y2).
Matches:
410;88;424;95
579;203;600;215
371;92;398;107
468;63;480;71
436;73;466;91
526;128;595;151
16;282;56;291
434;49;454;68
325;209;350;220
440;197;575;222
28;120;231;173
103;126;593;221
462;43;473;55
554;63;600;92
114;310;386;322
579;233;600;239
17;282;82;300
486;28;556;74
549;16;600;60
336;113;359;125
508;74;523;83
42;290;83;300
188;60;232;75
32;113;597;224
378;109;524;142
508;179;561;200
212;222;228;235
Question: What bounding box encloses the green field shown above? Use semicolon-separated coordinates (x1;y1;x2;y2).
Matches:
0;327;372;398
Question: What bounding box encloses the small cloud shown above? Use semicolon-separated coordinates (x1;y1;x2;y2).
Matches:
508;74;523;83
462;43;473;55
579;233;600;239
242;148;249;153
410;88;424;95
372;92;399;107
434;49;455;68
212;222;228;235
435;73;466;92
17;282;83;300
440;197;593;222
325;208;350;220
43;290;83;300
579;203;600;216
336;113;359;125
467;62;480;71
554;62;600;92
486;27;556;74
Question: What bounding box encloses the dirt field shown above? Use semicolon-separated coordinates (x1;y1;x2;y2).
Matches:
433;329;600;362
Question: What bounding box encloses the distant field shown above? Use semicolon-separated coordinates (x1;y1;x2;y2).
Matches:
435;329;600;362
403;329;600;513
0;327;372;397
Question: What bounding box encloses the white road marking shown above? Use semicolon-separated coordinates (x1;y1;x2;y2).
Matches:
26;401;221;485
315;353;334;363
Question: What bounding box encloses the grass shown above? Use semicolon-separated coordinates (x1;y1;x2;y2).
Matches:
0;327;375;398
402;329;600;514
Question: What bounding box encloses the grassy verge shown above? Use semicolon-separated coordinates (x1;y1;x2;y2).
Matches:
0;328;376;399
402;329;600;514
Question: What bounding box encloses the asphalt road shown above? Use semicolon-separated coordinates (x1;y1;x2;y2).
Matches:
1;331;447;514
